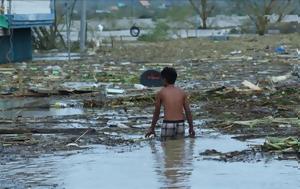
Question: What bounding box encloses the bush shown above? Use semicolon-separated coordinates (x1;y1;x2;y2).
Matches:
268;22;300;34
240;19;256;34
138;21;170;42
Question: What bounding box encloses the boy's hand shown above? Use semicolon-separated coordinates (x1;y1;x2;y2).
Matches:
145;128;156;138
189;128;195;137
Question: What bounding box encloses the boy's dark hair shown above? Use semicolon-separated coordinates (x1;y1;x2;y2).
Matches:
161;67;177;84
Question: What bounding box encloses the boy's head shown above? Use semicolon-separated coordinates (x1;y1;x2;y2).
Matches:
161;67;177;85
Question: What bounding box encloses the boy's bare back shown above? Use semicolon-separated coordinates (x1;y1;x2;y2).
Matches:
145;67;195;138
159;86;186;121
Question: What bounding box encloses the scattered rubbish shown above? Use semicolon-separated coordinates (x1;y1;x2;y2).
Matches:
233;117;300;128
241;80;262;91
200;149;222;156
0;68;16;75
270;73;292;83
50;100;81;109
206;86;227;94
270;65;300;83
209;30;229;41
106;88;125;94
140;70;163;87
97;24;104;32
200;148;262;162
45;65;63;76
296;48;300;56
0;128;96;135
66;143;80;147
278;124;291;128
134;84;147;90
59;82;101;94
275;46;286;54
292;65;300;78
107;120;129;129
0;134;34;145
66;128;93;147
120;62;131;65
52;102;68;108
131;123;149;129
263;137;300;152
230;50;242;55
17;62;27;71
130;25;141;37
0;87;18;95
29;86;57;95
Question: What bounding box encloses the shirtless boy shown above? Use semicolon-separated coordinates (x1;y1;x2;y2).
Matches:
145;67;195;138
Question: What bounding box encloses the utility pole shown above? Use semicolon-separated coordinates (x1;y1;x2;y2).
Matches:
65;1;71;61
8;0;12;14
80;0;86;53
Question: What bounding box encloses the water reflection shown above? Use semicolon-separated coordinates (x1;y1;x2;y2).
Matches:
151;138;195;189
0;98;84;119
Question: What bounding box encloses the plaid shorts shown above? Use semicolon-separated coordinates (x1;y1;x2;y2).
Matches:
161;120;185;137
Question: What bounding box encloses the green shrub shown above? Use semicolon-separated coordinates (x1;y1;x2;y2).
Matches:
138;21;170;42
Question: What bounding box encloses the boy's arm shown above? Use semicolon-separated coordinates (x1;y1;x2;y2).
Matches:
145;92;161;137
183;93;195;137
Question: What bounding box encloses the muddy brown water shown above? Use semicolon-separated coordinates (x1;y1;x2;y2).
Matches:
1;129;300;189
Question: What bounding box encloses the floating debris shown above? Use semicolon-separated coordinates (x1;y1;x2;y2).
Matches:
263;137;300;152
106;88;125;94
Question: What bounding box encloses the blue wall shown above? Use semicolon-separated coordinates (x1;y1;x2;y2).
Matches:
7;0;55;29
0;0;54;63
0;28;32;64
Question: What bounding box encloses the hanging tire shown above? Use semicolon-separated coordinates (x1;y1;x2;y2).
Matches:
130;25;140;37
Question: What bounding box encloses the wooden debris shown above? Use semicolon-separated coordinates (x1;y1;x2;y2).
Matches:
233;117;300;128
242;80;262;91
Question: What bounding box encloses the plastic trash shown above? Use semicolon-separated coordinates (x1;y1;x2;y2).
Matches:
242;80;262;91
107;120;129;128
292;65;300;78
66;143;80;147
45;65;62;76
106;88;125;94
134;84;147;90
275;46;286;54
230;50;242;55
97;24;104;32
52;102;68;108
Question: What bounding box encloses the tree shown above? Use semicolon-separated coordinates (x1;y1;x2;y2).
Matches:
188;0;215;29
166;5;195;27
245;0;294;35
0;0;4;14
32;0;80;50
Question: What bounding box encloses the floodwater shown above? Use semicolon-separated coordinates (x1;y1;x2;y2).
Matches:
1;129;299;189
33;53;82;61
0;58;299;188
0;98;84;119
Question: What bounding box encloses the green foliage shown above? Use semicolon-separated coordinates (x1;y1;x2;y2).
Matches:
264;137;300;151
138;21;170;42
166;6;194;23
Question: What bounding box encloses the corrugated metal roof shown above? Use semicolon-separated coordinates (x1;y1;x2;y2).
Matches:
7;14;54;28
4;0;54;28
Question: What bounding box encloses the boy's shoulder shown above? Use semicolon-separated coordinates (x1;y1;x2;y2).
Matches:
159;86;186;94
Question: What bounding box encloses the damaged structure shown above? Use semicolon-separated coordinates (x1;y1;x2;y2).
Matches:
0;0;55;64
